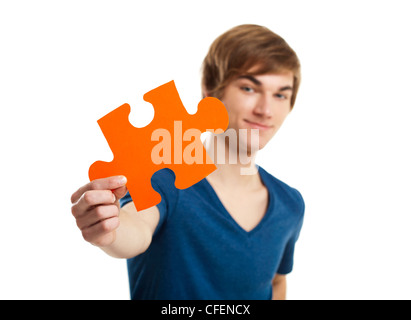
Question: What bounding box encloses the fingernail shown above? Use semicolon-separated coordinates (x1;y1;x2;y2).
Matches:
119;176;127;184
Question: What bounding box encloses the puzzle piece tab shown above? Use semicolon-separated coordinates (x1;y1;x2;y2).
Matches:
89;81;229;211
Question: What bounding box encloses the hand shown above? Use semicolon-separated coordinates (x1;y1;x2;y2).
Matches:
70;176;128;247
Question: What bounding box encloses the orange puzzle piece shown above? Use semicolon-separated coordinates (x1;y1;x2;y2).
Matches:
89;80;229;211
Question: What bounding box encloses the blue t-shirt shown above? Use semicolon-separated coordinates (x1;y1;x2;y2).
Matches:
119;166;304;300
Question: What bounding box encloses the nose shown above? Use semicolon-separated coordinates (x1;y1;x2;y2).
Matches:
253;93;272;118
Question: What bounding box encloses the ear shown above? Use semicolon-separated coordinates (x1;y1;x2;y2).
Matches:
201;83;209;99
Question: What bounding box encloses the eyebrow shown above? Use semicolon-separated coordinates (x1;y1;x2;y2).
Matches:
237;75;293;91
238;75;262;86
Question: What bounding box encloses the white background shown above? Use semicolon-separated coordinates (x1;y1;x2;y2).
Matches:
1;0;410;300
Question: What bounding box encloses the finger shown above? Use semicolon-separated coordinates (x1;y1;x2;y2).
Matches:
72;190;116;218
71;175;127;204
112;185;128;201
81;216;120;245
76;204;119;230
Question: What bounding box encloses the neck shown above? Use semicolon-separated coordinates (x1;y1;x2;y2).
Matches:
204;133;260;188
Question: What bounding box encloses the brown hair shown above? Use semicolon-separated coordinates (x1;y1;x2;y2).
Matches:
202;24;301;108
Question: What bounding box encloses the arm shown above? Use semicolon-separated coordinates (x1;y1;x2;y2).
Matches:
99;201;159;259
272;274;287;300
71;176;160;259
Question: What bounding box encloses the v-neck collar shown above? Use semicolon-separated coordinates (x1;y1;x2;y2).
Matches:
201;166;275;236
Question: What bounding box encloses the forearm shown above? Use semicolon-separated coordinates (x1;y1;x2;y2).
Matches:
272;275;287;300
99;208;153;259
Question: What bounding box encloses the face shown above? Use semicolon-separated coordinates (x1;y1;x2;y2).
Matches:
220;71;294;152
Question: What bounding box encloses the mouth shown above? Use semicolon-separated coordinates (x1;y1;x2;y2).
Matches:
243;119;273;130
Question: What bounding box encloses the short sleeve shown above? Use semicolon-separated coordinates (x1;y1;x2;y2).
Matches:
277;215;304;274
119;168;178;237
277;189;305;275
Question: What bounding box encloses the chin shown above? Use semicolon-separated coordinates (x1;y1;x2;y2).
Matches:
257;132;276;150
258;142;268;150
257;139;270;150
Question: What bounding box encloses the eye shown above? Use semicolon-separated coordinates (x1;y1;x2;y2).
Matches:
275;93;288;100
241;86;254;93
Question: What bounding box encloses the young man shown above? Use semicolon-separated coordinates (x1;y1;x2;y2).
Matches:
71;24;304;300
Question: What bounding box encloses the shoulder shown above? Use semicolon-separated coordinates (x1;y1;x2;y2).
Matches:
258;166;305;218
150;168;179;204
151;168;177;189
